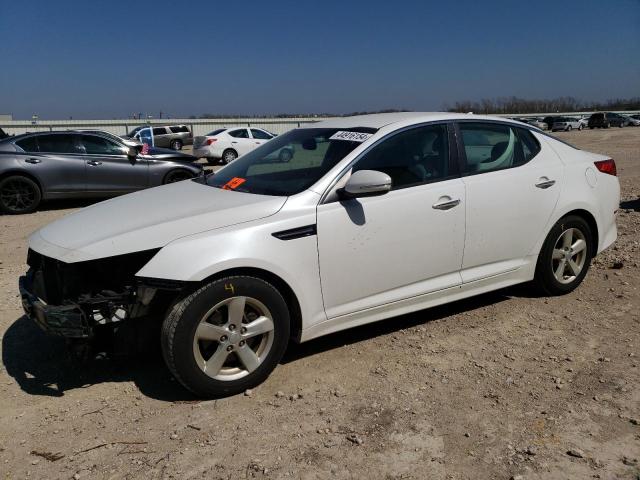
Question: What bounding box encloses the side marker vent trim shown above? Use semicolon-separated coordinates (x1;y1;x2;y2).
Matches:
272;225;317;241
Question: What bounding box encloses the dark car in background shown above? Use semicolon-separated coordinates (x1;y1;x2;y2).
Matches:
125;124;193;150
0;130;202;214
588;112;627;128
542;116;562;131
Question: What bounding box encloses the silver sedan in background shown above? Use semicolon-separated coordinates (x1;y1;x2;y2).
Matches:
0;130;203;214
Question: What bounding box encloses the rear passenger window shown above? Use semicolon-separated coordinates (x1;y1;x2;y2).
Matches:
153;127;167;135
517;128;541;162
169;126;189;133
16;136;39;152
36;134;79;154
229;129;249;138
458;123;539;175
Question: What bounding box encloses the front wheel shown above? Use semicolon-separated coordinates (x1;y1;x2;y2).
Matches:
534;215;593;295
161;276;290;398
567;125;572;131
164;169;195;184
578;124;583;131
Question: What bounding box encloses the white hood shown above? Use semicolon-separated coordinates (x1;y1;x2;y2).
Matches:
29;180;287;262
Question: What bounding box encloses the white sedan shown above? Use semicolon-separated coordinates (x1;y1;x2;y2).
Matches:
19;112;619;397
192;127;288;164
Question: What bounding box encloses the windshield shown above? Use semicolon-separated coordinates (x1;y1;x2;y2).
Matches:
205;127;376;196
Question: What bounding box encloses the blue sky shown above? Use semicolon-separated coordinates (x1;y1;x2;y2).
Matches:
1;0;638;119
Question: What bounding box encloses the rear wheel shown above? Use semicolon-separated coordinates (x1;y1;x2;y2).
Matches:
578;124;583;131
170;139;183;150
161;276;290;398
0;175;41;214
534;215;593;295
567;125;572;131
619;122;624;128
222;149;237;164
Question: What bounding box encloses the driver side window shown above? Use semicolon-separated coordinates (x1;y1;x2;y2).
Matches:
353;124;450;190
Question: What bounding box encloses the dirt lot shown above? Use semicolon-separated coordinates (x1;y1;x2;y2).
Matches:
0;128;638;479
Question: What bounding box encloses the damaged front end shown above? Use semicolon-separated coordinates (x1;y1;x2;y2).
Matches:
19;249;186;353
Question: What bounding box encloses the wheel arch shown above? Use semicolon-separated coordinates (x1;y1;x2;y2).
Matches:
162;167;196;184
198;267;303;342
0;170;44;196
550;208;599;254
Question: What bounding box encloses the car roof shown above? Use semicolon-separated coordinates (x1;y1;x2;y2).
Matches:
309;112;531;129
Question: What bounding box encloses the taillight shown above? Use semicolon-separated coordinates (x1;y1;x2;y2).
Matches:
206;138;217;145
594;159;617;176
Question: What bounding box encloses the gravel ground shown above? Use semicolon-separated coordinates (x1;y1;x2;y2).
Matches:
0;128;638;479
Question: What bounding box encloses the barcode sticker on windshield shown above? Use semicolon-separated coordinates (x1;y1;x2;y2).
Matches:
329;131;373;142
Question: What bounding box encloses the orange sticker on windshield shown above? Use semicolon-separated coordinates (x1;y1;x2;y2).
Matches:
222;177;246;190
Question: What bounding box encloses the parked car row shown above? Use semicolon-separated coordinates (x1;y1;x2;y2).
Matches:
512;112;639;131
0;130;202;214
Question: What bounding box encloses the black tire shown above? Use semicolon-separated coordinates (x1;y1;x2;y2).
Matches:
619;122;624;128
589;126;594;129
170;139;183;150
605;122;611;129
578;124;583;131
567;126;572;131
278;149;293;163
534;215;593;296
221;149;237;164
164;169;195;184
0;175;42;214
161;276;290;398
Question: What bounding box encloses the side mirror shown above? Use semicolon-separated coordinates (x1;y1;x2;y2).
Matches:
341;170;391;199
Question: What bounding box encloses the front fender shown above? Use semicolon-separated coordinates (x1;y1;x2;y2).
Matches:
136;209;328;329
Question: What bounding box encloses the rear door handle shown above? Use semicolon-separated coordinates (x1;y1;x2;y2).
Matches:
87;160;102;166
25;158;41;164
231;141;238;144
432;198;461;210
535;178;556;189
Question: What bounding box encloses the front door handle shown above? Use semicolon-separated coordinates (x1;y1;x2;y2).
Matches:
87;160;103;166
25;158;41;164
535;178;556;189
432;198;461;210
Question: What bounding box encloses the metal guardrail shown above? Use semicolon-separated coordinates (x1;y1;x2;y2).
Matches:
0;118;331;137
2;112;639;137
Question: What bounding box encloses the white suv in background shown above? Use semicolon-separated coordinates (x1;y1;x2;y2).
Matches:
193;127;286;164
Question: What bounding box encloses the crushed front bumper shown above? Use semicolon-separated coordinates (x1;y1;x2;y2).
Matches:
19;273;91;338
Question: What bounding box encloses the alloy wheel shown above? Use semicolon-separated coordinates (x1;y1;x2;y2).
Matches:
0;178;37;213
551;228;587;284
192;296;275;381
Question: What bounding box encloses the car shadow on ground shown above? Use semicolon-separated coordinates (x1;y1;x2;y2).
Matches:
620;198;640;211
3;286;529;402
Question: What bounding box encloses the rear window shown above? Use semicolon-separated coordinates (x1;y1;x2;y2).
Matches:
591;113;604;120
206;129;226;136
